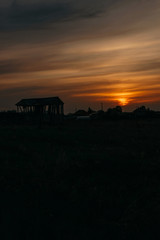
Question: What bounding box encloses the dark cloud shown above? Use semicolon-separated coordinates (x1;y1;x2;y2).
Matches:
0;85;43;96
0;0;140;31
0;0;158;48
0;0;104;31
0;58;53;74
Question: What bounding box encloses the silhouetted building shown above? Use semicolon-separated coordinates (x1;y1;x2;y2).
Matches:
16;97;64;122
74;109;88;116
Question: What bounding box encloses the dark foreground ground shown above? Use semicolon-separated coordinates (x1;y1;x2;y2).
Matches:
0;119;160;239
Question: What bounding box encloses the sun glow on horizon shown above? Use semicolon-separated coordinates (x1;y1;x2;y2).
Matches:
116;97;129;106
72;92;132;106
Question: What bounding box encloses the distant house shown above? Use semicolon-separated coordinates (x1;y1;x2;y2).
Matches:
74;109;88;116
16;97;64;121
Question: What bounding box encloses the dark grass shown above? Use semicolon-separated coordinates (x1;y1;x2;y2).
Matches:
0;119;160;239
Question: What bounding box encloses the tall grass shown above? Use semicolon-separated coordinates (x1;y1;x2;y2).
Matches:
0;119;160;239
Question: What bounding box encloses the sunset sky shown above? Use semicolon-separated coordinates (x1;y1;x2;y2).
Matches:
1;0;160;112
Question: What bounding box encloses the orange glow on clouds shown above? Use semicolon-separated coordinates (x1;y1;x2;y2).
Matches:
1;0;160;112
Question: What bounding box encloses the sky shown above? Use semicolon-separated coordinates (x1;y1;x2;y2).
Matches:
1;0;160;113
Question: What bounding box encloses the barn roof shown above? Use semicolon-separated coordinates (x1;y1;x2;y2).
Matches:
16;97;64;106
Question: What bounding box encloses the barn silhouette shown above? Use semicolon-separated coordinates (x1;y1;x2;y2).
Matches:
16;97;64;122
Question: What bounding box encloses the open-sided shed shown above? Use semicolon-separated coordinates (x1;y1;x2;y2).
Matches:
16;97;64;119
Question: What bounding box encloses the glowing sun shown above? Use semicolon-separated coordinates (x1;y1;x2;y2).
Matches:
117;97;129;106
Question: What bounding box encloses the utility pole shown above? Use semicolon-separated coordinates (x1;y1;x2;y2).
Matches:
101;102;103;111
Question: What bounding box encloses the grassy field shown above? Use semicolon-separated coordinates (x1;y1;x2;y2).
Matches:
0;119;160;239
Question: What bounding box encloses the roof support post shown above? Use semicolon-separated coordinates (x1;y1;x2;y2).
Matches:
61;104;64;115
